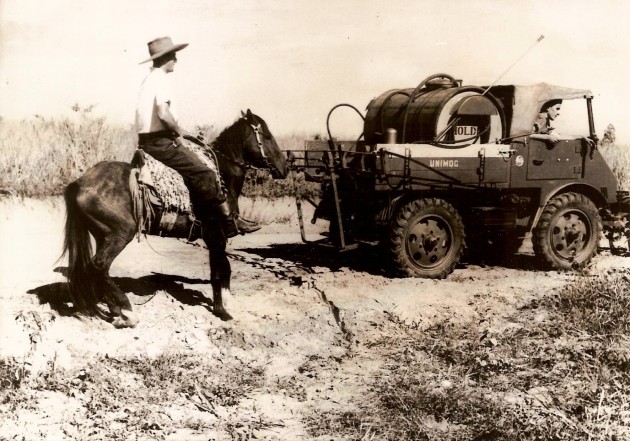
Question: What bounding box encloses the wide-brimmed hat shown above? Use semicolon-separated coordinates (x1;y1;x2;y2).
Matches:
540;99;563;112
140;36;188;64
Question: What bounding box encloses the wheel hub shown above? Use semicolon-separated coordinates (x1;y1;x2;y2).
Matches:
552;211;589;258
407;216;452;268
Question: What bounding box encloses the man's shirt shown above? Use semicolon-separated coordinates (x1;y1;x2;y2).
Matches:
135;68;179;134
532;113;554;135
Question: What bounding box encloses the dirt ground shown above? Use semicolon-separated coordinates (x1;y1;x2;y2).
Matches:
2;196;629;440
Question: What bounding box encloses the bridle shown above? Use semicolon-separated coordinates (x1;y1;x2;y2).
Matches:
242;119;273;170
209;118;272;172
250;122;267;160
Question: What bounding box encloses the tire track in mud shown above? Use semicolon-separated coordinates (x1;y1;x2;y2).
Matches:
227;251;353;341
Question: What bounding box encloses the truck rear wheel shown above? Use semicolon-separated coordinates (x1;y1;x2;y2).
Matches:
533;192;601;270
389;198;465;278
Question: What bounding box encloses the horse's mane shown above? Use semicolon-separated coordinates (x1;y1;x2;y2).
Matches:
212;118;243;152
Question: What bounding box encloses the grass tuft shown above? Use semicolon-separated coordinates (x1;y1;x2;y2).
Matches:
308;271;630;440
1;351;268;439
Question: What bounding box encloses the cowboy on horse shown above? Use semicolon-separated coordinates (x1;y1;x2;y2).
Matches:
136;36;260;239
60;36;288;327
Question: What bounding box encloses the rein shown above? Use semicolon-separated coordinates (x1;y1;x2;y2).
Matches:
215;152;272;171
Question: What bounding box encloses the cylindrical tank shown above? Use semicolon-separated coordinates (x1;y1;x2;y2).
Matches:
364;76;506;146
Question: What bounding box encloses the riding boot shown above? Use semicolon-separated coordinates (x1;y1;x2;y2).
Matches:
237;216;262;234
214;201;261;238
214;201;239;238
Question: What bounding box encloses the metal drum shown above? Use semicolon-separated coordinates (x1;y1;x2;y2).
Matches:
364;78;506;146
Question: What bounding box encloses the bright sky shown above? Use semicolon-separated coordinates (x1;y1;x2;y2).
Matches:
1;0;629;142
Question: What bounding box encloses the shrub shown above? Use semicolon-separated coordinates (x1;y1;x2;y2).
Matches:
600;143;630;190
0;107;135;197
0;112;321;201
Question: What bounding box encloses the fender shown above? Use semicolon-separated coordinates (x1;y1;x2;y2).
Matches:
529;183;608;232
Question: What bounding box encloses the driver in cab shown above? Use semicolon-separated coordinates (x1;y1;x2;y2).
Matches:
530;99;595;148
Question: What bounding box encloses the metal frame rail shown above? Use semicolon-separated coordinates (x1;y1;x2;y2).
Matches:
286;146;484;251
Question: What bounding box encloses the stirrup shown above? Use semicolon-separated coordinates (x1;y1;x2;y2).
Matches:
223;214;240;239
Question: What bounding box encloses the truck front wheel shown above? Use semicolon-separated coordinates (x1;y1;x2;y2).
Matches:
533;192;601;270
389;198;465;278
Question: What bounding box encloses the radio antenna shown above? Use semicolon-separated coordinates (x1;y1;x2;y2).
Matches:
481;34;545;96
434;35;545;143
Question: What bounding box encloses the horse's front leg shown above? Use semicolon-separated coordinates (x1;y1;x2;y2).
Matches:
203;224;233;321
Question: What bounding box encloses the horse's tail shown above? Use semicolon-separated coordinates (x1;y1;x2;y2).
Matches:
61;181;101;316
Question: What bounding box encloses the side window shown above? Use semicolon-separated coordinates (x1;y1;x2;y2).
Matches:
551;100;589;137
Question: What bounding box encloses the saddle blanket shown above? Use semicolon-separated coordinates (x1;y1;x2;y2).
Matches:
132;140;222;214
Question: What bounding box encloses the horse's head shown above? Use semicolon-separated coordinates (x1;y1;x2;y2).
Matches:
238;109;288;179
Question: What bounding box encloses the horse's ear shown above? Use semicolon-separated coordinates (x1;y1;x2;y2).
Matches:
246;109;253;119
241;110;246;119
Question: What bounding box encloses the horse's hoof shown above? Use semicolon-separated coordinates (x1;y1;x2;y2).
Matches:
214;309;233;321
112;310;139;328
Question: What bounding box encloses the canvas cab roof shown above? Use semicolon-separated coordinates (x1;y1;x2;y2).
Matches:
487;83;593;138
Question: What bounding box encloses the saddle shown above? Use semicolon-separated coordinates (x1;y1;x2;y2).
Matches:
128;140;221;241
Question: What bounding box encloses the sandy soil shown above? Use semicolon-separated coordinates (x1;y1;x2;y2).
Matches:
1;196;629;440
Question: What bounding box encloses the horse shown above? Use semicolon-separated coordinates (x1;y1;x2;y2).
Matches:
60;110;288;328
